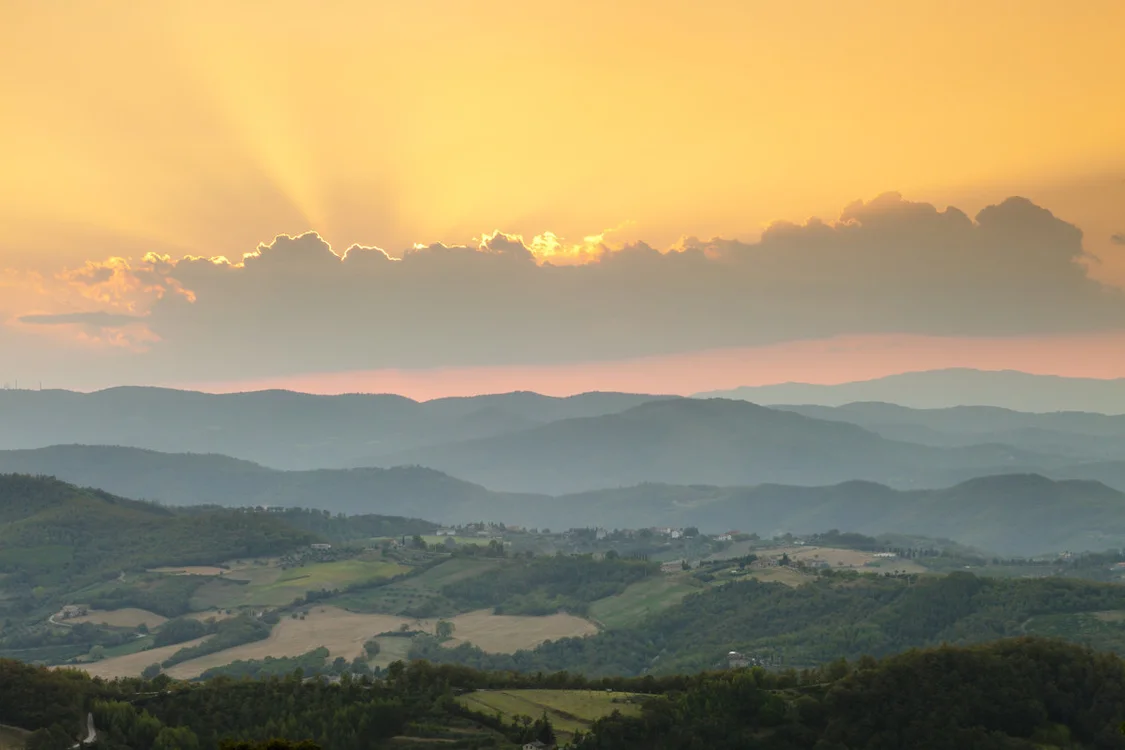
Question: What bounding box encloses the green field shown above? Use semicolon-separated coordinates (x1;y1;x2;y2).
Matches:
456;689;645;741
588;576;700;629
101;634;156;659
0;725;28;750
333;558;499;616
190;559;410;609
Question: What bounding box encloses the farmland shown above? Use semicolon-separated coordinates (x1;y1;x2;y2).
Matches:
69;607;167;629
331;557;500;615
189;557;410;609
588;575;700;629
75;604;597;679
73;636;211;680
456;689;644;742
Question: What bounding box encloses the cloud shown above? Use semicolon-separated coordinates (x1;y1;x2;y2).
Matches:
17;311;145;327
7;193;1125;382
1112;233;1125;246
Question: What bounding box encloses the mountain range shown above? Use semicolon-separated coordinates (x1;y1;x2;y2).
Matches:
0;387;669;469
700;368;1125;413
4;446;1125;555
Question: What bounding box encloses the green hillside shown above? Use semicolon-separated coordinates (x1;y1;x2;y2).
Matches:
0;474;315;607
412;571;1125;676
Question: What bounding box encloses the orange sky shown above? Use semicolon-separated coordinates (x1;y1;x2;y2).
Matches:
175;333;1125;400
2;1;1124;393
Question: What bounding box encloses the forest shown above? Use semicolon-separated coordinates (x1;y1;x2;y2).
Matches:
5;638;1125;749
411;571;1125;676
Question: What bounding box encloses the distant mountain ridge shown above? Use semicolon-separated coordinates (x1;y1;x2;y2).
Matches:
5;446;1125;555
699;369;1125;413
365;397;1066;494
772;401;1125;461
0;387;671;470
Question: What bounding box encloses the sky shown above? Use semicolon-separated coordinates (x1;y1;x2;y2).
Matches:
1;0;1124;397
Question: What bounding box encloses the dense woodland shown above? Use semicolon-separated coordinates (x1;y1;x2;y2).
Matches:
413;572;1125;676
5;638;1125;749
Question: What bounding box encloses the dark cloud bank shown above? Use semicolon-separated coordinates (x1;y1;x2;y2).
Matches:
27;193;1125;381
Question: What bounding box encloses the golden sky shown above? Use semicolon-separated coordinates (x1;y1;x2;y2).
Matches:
2;0;1124;392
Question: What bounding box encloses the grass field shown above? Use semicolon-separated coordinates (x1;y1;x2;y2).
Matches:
456;689;644;742
588;576;700;629
332;558;499;615
0;725;28;750
70;608;168;629
190;559;410;609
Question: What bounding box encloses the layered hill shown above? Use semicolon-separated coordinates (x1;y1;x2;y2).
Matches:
0;387;669;469
774;401;1125;461
701;368;1125;413
367;398;1062;494
3;449;1125;554
0;474;314;587
0;446;523;520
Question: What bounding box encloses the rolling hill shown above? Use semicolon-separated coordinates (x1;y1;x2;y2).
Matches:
2;448;1125;554
699;368;1125;413
366;398;1064;494
0;387;669;470
772;401;1125;460
0;474;315;588
0;445;529;520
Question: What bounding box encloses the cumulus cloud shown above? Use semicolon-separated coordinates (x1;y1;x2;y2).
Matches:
7;193;1125;382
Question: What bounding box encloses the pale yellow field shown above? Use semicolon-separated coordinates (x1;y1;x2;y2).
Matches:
770;545;927;574
72;636;210;680
148;566;227;576
77;605;599;679
69;608;168;629
165;607;416;678
776;545;875;567
445;609;597;653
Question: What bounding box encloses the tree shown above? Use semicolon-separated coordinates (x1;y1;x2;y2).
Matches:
364;638;381;657
435;620;455;641
87;645;105;662
141;663;162;680
25;725;73;750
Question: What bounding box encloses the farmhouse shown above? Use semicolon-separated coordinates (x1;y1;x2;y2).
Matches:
523;741;550;750
59;604;87;619
660;560;685;573
310;543;332;550
873;552;897;558
716;530;740;541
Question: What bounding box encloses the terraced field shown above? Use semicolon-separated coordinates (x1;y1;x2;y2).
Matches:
456;689;645;742
588;576;700;629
